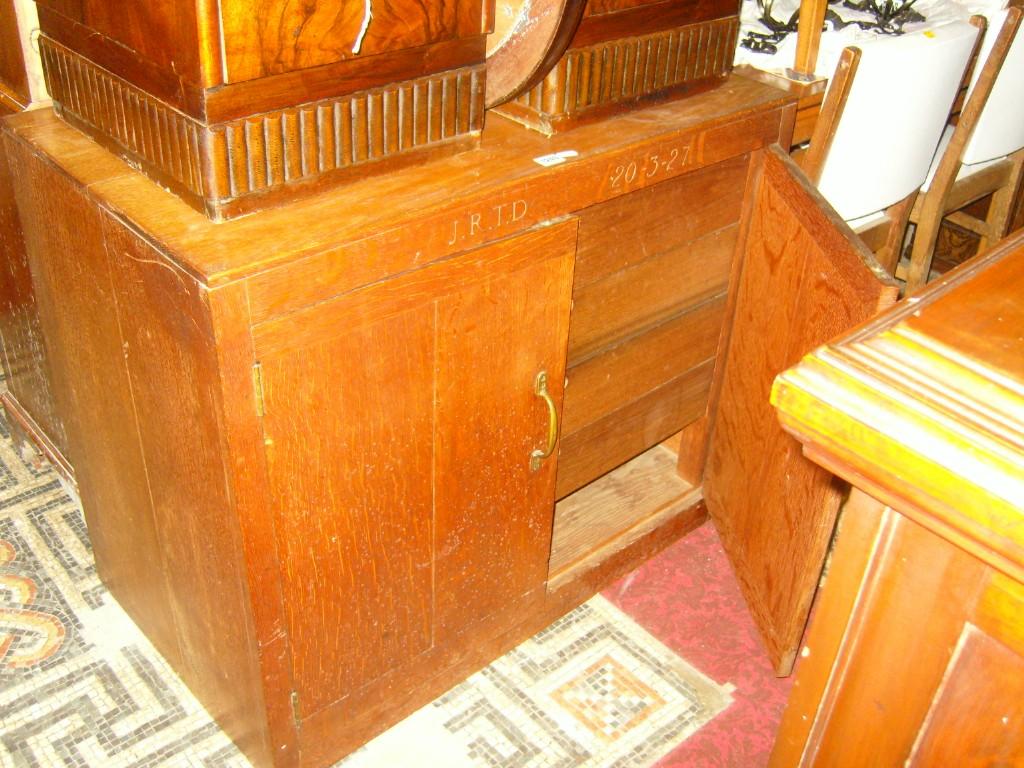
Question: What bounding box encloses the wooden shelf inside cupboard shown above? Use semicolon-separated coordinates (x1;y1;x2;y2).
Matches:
550;444;704;590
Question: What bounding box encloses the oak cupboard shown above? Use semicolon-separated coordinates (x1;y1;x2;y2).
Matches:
2;74;896;767
771;234;1024;767
258;221;577;716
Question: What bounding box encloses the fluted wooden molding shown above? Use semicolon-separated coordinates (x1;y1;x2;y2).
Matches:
39;36;485;220
495;17;739;134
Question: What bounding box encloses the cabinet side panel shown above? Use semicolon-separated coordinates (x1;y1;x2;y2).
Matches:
260;307;435;717
910;623;1024;767
69;0;202;85
0;137;70;461
100;220;273;766
4;135;183;671
807;513;988;765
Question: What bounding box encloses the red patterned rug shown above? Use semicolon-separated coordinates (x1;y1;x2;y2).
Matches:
604;522;793;767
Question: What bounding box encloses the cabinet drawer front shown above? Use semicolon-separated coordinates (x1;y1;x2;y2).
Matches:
256;220;577;716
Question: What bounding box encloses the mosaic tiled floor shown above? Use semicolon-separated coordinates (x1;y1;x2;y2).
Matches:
0;413;734;768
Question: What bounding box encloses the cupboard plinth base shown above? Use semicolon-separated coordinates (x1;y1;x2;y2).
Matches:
0;391;75;489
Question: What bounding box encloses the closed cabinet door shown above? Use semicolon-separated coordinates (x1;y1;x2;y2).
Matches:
251;219;577;717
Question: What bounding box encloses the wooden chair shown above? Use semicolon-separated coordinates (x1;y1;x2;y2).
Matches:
903;6;1024;293
799;19;983;274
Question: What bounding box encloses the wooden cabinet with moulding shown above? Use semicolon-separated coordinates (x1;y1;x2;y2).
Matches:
771;231;1024;767
2;3;913;766
3;76;902;765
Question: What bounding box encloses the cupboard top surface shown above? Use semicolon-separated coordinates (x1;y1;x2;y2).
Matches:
2;74;791;288
772;232;1024;583
902;251;1024;385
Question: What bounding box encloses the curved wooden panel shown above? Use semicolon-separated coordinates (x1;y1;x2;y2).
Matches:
485;0;586;107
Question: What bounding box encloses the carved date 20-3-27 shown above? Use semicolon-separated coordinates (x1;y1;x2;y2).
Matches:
608;140;697;192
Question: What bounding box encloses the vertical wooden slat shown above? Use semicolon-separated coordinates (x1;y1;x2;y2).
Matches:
317;103;336;172
282;109;302;181
227;124;247;196
208;130;231;200
352;97;368;163
367;92;384;159
383;89;399;154
338;100;353;167
245;119;268;191
299;106;317;177
428;78;443;143
264;114;285;187
399;85;414;150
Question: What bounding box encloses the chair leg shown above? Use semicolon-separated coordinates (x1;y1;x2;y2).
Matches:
905;192;948;293
874;193;916;276
980;154;1024;251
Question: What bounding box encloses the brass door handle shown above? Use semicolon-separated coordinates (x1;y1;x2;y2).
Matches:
530;370;558;471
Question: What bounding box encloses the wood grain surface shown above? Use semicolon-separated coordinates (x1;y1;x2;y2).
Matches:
433;221;576;643
261;306;436;715
34;0;492;217
704;146;898;675
2;77;801;768
771;490;1024;767
6;75;791;286
103;222;273;765
0;124;69;466
563;297;725;434
0;0;29;106
485;0;587;107
772;234;1024;584
5;135;186;684
770;231;1024;768
35;0;205;90
258;221;576;717
557;360;714;499
550;444;701;579
219;0;478;83
496;16;739;133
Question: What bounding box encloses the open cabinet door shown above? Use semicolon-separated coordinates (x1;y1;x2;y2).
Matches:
703;146;899;675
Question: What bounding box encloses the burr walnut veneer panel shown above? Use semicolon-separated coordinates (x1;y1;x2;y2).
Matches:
33;0;490;218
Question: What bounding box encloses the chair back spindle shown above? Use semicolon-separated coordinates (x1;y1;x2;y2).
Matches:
962;7;1024;166
811;20;981;223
